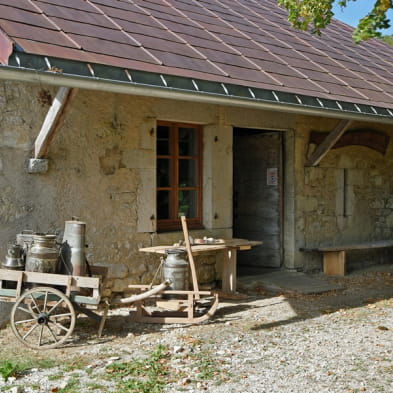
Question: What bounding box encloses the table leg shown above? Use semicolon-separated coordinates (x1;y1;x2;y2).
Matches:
222;247;237;293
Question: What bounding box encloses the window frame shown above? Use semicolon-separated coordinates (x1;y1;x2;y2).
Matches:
156;121;203;232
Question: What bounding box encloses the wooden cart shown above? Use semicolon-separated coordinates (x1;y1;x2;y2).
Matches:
0;266;108;349
0;218;219;349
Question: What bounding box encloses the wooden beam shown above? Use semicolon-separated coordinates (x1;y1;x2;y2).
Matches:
34;87;78;158
306;120;352;166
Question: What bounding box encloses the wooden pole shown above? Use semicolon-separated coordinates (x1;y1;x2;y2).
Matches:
34;87;78;158
180;215;200;299
306;120;352;166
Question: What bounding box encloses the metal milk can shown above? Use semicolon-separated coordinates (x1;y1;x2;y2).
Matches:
25;234;59;273
60;219;86;276
163;249;189;292
2;243;24;270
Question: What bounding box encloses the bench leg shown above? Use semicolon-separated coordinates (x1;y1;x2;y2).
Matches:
323;251;346;276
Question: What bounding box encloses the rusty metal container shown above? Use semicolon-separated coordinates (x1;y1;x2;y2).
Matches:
60;220;86;277
25;234;58;273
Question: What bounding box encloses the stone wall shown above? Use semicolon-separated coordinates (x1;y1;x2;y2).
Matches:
296;116;393;271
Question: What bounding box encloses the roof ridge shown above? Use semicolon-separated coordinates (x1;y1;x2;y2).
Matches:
87;0;162;65
26;0;82;50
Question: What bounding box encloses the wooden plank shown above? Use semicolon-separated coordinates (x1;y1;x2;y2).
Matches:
71;294;100;305
156;300;188;311
318;240;393;252
300;239;393;253
323;251;346;276
0;270;100;289
0;288;17;298
34;87;78;158
306;120;352;167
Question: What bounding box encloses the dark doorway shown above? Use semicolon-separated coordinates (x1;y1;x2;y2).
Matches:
233;128;283;274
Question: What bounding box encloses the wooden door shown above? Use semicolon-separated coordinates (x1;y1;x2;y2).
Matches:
233;128;282;270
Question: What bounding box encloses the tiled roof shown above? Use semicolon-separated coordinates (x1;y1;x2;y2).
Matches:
2;0;393;111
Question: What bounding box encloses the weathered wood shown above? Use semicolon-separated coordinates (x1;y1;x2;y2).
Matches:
0;269;101;304
306;120;352;166
323;251;345;276
156;300;188;311
139;238;262;294
34;87;78;158
300;239;393;276
300;239;393;253
309;129;390;155
130;293;219;324
181;215;200;299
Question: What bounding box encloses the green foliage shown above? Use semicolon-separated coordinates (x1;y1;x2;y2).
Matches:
0;359;57;382
278;0;393;42
381;34;393;44
0;361;19;382
56;377;80;393
105;345;170;393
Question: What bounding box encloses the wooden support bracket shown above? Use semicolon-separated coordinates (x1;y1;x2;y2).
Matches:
34;87;78;158
306;120;352;167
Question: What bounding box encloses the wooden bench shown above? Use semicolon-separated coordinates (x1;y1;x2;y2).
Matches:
300;240;393;276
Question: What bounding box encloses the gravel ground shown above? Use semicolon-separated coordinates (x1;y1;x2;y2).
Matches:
0;266;392;393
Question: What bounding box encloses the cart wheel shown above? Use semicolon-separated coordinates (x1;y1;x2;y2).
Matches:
10;286;76;349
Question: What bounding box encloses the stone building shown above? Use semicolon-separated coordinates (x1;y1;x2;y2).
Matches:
1;0;393;293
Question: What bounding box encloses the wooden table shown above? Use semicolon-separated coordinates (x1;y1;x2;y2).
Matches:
139;239;262;294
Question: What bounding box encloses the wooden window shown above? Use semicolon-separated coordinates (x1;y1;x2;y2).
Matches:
156;121;203;231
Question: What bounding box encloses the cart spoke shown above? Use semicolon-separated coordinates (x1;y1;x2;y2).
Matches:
16;305;35;315
38;324;44;347
29;293;42;313
45;324;59;343
52;312;72;319
47;298;65;316
22;322;39;340
43;290;49;313
14;317;37;324
48;320;70;333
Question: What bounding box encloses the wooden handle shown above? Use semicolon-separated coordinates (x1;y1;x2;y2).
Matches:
180;215;199;298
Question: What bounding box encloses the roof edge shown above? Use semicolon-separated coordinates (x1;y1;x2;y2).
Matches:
0;29;13;65
1;52;393;125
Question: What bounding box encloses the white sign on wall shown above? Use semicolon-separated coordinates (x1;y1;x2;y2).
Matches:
267;168;278;186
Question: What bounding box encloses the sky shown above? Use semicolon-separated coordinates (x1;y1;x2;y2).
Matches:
332;0;393;35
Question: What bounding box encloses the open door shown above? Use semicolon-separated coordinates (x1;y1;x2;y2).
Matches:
233;128;283;273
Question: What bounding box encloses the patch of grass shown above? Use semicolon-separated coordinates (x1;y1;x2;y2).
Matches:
189;350;225;381
47;372;64;381
0;361;19;381
0;358;57;382
62;358;90;372
56;376;80;393
86;381;107;390
106;344;170;393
